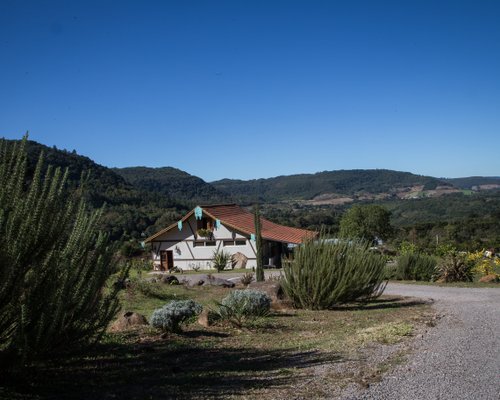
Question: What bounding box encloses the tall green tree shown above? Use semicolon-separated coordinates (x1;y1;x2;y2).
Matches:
253;204;264;282
0;136;120;366
339;204;393;243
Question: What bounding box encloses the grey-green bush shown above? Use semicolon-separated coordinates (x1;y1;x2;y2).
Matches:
150;300;202;333
0;136;120;366
282;238;386;310
396;252;437;281
218;289;271;327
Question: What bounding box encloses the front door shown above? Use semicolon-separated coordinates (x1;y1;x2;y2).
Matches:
160;250;174;271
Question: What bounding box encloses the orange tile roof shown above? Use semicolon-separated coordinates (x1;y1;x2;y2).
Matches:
145;204;317;244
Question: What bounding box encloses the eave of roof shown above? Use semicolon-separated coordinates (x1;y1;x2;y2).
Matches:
144;204;317;244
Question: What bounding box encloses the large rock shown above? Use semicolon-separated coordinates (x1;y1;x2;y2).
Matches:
248;281;285;302
113;278;131;290
199;274;235;288
248;281;293;311
160;275;179;285
479;274;499;283
109;311;149;332
197;309;219;328
231;252;248;269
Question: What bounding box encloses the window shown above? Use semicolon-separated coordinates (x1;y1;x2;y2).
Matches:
193;241;204;247
205;241;216;246
223;239;247;246
197;217;213;231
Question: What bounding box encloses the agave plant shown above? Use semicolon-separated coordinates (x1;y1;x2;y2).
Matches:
212;250;231;272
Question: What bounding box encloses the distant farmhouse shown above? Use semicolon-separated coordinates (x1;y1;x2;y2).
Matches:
144;204;317;271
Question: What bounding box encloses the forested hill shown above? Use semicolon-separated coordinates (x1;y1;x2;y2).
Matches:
444;176;500;189
211;169;451;203
114;166;231;205
4;139;190;240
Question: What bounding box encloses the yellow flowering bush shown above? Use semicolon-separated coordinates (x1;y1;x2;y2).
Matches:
473;259;496;276
464;250;500;278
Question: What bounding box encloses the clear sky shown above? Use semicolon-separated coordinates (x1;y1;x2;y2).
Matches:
1;0;499;181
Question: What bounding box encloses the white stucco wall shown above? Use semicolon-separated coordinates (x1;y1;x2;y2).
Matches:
149;214;258;270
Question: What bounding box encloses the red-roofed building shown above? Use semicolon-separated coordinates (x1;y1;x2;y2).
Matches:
144;204;317;271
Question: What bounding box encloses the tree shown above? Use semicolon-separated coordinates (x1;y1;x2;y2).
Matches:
339;205;393;243
0;136;120;366
254;204;264;282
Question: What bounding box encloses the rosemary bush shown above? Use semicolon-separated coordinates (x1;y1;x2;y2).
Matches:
0;137;120;366
282;237;386;310
217;290;271;327
150;300;202;333
396;252;437;281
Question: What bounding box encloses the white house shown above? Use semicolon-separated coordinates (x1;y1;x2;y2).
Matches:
144;204;317;271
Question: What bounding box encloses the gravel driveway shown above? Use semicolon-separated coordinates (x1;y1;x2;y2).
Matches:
346;283;500;400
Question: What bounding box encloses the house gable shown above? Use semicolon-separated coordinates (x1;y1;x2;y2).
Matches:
145;204;317;271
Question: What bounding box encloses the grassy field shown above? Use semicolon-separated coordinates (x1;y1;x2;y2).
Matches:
1;281;434;400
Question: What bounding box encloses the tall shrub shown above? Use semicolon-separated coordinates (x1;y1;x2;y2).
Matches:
0;137;120;365
254;204;264;282
396;252;437;281
282;237;386;310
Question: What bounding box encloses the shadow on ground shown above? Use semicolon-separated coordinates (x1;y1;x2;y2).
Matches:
332;296;433;311
1;340;341;399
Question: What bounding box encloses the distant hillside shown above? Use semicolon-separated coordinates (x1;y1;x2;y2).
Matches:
6;137;500;248
445;177;500;190
114;166;231;205
212;169;452;203
3;139;189;240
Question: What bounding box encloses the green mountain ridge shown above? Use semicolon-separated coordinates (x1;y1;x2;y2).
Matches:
211;169;452;202
3;139;190;240
444;176;500;189
113;166;231;205
3;137;499;248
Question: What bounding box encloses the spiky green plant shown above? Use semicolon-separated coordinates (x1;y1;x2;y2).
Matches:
212;249;231;272
437;252;474;282
0;136;120;366
282;236;387;310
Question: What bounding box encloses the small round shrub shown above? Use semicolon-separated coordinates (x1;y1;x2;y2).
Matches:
218;290;271;327
150;300;202;333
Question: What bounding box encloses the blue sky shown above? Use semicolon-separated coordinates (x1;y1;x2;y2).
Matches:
1;0;499;181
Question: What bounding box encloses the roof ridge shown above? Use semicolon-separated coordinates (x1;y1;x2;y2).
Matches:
199;203;238;208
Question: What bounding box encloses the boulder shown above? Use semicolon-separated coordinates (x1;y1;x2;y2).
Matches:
109;311;149;332
248;281;294;311
161;275;179;285
113;278;131;290
231;252;248;269
199;274;235;288
248;281;285;302
198;309;220;327
479;274;499;283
